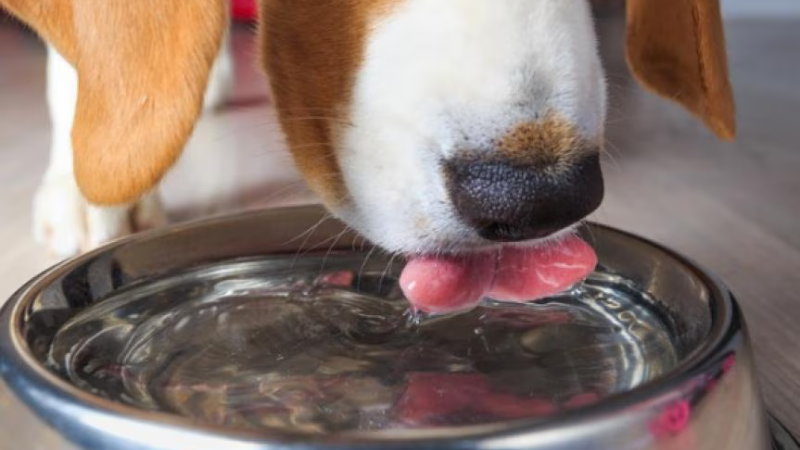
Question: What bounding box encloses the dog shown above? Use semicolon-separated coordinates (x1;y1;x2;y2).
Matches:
3;0;734;264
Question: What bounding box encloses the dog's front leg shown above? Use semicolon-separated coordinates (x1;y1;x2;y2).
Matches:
32;46;168;259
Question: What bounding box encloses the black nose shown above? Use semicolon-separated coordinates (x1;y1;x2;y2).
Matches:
444;154;604;241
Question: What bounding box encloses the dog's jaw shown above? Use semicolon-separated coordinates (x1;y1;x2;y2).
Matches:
333;0;607;254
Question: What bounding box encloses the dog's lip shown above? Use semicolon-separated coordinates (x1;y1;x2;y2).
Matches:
404;222;582;258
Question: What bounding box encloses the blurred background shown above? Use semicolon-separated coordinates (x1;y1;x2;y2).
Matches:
1;0;799;435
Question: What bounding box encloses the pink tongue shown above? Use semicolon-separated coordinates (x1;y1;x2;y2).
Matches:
400;235;597;314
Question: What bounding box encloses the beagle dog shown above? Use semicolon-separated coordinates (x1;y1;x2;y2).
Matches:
3;0;734;268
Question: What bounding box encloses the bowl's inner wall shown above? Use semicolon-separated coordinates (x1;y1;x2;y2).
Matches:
588;229;713;357
14;209;714;431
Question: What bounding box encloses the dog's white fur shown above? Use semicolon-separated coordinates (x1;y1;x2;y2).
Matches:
337;0;605;254
35;29;235;257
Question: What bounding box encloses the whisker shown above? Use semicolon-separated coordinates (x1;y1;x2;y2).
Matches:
356;247;378;292
251;181;312;205
601;140;623;173
378;252;401;293
286;214;333;268
582;218;599;248
317;228;351;278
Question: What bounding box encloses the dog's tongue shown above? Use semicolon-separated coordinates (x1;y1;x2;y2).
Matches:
400;235;597;314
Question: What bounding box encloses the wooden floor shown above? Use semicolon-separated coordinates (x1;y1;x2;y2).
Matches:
2;15;800;435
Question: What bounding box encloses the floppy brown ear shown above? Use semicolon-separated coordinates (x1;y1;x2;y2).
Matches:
625;0;736;141
2;0;226;204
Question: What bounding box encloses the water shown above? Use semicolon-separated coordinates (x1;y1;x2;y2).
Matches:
48;254;677;435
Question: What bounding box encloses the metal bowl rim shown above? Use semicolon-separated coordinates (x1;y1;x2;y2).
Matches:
0;206;739;446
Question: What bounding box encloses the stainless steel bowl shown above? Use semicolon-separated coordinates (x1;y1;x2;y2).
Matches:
0;205;797;450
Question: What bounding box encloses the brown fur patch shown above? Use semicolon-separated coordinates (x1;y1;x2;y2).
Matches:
2;0;227;205
495;113;600;168
258;0;400;207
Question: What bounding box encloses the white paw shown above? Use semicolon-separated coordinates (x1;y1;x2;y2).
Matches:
33;176;167;259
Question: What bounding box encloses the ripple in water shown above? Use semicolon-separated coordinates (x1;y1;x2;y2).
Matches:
48;254;676;434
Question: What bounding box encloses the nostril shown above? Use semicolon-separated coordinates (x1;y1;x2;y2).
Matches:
445;153;604;242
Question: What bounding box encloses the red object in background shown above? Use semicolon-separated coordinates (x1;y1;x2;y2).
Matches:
649;399;692;438
232;0;257;21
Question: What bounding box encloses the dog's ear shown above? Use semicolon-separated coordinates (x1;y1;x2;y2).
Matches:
2;0;227;204
625;0;736;141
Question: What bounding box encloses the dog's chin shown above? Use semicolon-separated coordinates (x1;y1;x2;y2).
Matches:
334;203;583;257
484;222;584;251
419;223;584;258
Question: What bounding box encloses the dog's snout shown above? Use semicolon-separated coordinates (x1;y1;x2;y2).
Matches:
445;153;604;242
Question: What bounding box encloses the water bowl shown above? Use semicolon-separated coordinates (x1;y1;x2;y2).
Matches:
0;205;796;449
